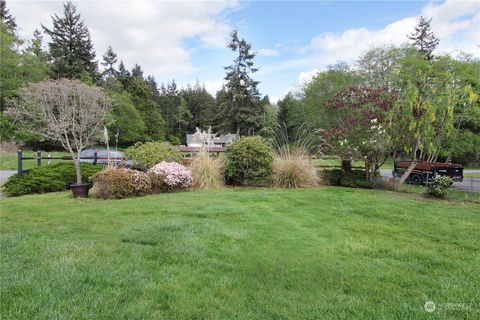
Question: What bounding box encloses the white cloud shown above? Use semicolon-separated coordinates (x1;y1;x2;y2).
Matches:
203;79;225;96
296;69;319;87
273;0;480;102
304;0;479;64
258;48;279;57
9;0;239;77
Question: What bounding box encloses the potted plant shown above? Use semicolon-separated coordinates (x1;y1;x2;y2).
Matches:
6;79;111;198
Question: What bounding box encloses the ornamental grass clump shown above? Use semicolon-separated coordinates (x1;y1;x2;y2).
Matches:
90;168;151;199
273;147;319;188
272;124;320;188
189;127;225;189
148;161;192;192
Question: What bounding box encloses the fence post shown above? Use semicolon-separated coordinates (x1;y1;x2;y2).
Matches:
93;151;98;165
17;149;23;176
37;150;42;167
47;153;52;165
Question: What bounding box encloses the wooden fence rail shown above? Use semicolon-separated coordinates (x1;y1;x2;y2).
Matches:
16;150;104;176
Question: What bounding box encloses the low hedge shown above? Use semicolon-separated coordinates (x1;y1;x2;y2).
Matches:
3;162;102;197
321;169;373;189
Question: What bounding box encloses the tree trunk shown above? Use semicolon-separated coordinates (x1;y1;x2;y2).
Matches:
341;160;351;173
399;135;422;184
236;124;240;139
399;161;417;184
73;151;82;185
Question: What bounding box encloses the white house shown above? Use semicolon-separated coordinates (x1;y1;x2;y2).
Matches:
186;133;238;148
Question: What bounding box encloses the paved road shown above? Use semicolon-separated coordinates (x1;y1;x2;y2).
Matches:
0;170;16;198
0;170;16;185
379;169;480;192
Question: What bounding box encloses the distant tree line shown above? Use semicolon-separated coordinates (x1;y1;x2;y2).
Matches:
1;1;478;166
0;1;273;147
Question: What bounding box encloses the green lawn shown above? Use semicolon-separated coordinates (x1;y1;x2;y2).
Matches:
0;151;71;170
464;172;480;179
1;187;479;319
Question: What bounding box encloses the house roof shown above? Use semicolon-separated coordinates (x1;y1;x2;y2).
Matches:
186;133;238;145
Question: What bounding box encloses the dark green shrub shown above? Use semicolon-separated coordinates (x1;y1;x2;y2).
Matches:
341;170;373;189
425;176;453;199
3;162;102;197
90;168;152;199
320;169;343;185
320;169;373;189
125;141;182;167
225;136;274;186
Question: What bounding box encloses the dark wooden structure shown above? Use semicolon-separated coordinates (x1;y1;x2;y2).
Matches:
393;161;464;185
15;150;124;176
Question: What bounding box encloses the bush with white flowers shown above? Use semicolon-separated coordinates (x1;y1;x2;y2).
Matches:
148;161;192;192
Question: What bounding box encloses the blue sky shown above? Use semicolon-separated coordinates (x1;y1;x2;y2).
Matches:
9;0;480;101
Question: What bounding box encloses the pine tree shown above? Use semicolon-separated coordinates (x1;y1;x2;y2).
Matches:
30;29;47;59
219;30;262;136
408;16;439;61
42;2;97;79
117;60;130;87
101;46;118;78
1;0;17;32
131;63;143;79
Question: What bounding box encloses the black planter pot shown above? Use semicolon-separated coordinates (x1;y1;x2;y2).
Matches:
70;183;90;198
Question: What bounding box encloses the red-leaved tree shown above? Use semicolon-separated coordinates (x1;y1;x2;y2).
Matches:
321;85;397;178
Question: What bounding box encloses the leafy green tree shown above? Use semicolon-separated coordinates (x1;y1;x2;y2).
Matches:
322;85;397;178
108;91;146;145
302;63;361;131
391;49;459;182
277;93;302;138
440;56;480;164
408;16;439;61
357;46;406;88
218;31;263;136
0;21;21;110
1;20;48;112
43;2;97;80
258;96;278;139
128;75;165;141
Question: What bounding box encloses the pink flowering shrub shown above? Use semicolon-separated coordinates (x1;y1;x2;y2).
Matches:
148;161;192;192
90;168;152;199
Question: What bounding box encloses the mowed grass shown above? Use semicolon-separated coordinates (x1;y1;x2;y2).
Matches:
0;151;71;170
464;172;480;179
1;187;479;319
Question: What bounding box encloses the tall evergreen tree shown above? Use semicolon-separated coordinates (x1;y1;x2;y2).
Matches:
0;0;16;31
181;81;216;131
408;16;439;61
218;30;263;136
29;29;47;59
131;63;144;79
101;46;118;78
117;60;131;88
42;2;97;79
